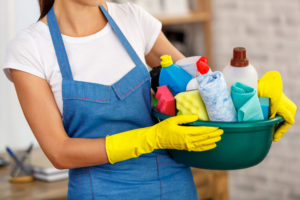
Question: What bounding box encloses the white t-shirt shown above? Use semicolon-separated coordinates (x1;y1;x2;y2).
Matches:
2;2;162;116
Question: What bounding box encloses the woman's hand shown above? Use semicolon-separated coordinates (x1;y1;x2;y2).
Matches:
257;71;297;142
10;69;109;169
151;115;223;151
106;115;223;164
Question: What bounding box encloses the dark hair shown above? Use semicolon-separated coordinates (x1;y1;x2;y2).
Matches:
38;0;55;20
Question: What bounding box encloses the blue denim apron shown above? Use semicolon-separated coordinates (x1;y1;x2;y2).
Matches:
47;5;199;200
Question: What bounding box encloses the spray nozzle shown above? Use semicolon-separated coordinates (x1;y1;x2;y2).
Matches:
196;57;210;75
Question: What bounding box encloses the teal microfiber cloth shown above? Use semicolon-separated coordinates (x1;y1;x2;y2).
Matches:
259;97;270;120
231;82;264;122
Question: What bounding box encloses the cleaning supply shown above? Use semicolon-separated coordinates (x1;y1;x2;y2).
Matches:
176;56;210;77
196;57;211;75
156;86;176;116
259;97;270;120
197;71;237;122
258;71;297;142
186;78;198;91
105;115;224;164
159;55;193;95
175;56;201;77
223;47;258;92
186;58;212;91
175;90;209;121
231;82;264;122
150;66;162;93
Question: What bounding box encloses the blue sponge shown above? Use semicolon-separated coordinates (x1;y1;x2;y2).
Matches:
259;97;270;120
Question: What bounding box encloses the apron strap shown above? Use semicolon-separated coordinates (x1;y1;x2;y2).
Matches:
99;5;144;67
47;7;74;80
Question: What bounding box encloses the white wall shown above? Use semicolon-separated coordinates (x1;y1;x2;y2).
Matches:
0;0;40;152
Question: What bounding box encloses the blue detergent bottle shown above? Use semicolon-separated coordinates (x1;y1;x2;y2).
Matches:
159;55;193;95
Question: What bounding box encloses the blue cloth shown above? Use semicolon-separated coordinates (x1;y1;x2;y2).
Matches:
259;97;270;120
231;82;264;122
197;71;237;122
47;5;198;200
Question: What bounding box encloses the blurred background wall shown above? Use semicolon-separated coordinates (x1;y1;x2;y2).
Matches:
0;0;40;150
212;1;300;200
0;0;299;199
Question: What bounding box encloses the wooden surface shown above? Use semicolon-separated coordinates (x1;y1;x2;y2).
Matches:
157;12;210;25
192;168;229;200
0;151;68;200
0;165;68;200
0;167;68;200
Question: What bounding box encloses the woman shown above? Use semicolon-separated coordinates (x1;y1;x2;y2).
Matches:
3;0;223;199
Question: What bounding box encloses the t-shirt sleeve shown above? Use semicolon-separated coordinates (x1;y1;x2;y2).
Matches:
128;2;162;55
2;31;46;83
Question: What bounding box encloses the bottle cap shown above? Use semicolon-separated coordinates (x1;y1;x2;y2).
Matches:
231;47;249;67
196;59;210;75
199;56;208;64
160;55;173;68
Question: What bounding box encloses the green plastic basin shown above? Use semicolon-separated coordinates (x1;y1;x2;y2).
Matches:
152;109;284;170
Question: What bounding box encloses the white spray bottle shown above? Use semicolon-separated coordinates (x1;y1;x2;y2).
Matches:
186;57;212;91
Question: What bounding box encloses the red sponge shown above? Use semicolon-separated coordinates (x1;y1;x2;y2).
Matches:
156;86;175;116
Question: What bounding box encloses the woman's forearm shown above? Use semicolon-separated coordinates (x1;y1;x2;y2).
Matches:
51;137;109;169
146;31;185;68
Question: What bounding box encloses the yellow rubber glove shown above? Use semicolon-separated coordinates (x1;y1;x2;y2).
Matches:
106;115;223;164
258;71;297;142
273;93;297;141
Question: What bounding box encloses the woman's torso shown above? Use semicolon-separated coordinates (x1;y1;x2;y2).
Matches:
3;2;161;116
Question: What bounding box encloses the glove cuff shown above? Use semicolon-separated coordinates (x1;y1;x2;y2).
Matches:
105;127;155;164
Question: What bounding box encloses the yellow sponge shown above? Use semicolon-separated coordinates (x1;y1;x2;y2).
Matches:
175;90;209;121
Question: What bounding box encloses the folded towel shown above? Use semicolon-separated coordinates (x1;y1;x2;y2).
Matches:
231;82;264;122
197;71;237;122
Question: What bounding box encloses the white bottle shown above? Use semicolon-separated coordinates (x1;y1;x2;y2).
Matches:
186;59;212;91
176;56;201;77
223;47;258;92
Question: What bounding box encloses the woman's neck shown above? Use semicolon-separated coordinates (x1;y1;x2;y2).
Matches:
41;0;108;37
